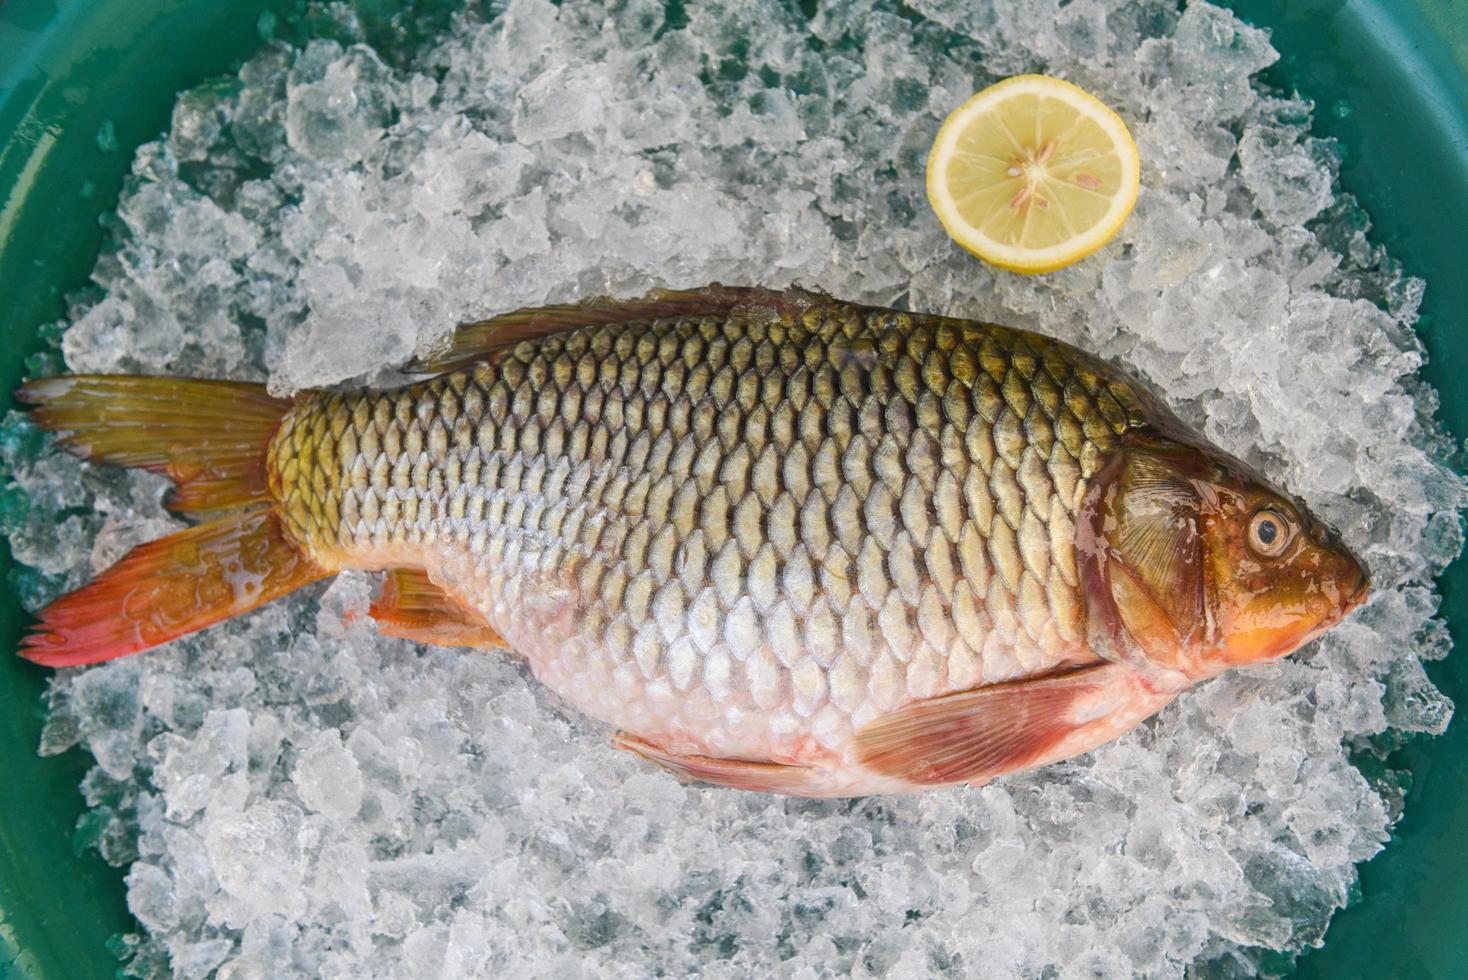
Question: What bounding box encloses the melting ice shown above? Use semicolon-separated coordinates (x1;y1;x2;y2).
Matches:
3;0;1464;976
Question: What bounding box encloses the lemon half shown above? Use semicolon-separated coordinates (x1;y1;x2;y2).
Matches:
927;74;1141;275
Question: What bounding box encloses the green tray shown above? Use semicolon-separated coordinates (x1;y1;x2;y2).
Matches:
0;1;1463;976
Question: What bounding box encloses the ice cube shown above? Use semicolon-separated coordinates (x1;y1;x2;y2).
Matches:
285;42;395;165
1239;121;1337;226
292;729;365;820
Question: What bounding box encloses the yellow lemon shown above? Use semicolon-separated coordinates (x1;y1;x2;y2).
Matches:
927;74;1141;275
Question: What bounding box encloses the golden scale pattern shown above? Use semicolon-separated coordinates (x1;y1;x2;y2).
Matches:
268;301;1152;744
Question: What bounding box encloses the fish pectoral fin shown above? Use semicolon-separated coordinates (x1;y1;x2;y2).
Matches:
370;568;508;651
614;733;819;795
853;663;1171;787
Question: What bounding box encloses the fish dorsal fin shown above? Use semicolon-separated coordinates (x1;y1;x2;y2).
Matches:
408;284;806;375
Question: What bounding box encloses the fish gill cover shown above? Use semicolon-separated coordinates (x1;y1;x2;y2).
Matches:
0;0;1463;976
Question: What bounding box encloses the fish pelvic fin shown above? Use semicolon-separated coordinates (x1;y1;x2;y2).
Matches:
853;663;1176;787
21;509;329;667
17;375;293;514
370;568;508;650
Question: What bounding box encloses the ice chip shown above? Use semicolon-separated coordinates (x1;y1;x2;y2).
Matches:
204;800;307;928
285;42;395;164
169;938;235;980
293;729;365;820
1239;122;1337;227
512;61;608;145
126;862;180;933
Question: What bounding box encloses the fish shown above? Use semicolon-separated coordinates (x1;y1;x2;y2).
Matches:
15;285;1370;797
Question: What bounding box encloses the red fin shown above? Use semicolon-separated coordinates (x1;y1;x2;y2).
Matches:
21;510;329;667
17;375;292;514
370;568;506;649
854;664;1163;786
409;284;815;375
614;733;818;795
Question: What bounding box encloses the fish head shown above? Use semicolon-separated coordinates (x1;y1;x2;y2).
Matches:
1088;433;1370;680
1193;460;1370;671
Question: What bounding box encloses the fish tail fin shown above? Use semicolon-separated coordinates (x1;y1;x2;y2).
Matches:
20;509;329;667
16;374;327;666
16;375;293;513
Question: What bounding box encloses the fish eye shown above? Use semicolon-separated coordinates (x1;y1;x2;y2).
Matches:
1247;509;1294;558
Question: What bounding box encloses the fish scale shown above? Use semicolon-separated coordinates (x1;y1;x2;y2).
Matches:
267;298;1151;768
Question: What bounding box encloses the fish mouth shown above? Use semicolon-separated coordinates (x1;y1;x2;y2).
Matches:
1310;567;1370;645
1343;559;1371;615
1301;565;1370;647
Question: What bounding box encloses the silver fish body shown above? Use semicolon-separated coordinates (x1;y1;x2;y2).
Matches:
268;293;1163;792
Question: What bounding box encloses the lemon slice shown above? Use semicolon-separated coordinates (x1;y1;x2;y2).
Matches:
927;74;1141;275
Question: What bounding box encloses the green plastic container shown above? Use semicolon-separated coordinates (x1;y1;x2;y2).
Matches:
0;1;1463;976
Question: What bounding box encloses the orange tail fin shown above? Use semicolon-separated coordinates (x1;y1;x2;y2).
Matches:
16;375;327;666
17;375;292;513
21;510;328;666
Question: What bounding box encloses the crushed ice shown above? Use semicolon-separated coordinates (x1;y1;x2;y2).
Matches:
3;0;1464;976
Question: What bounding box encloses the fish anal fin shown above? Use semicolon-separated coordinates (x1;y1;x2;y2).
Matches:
409;284;815;374
614;733;820;795
370;568;507;650
854;663;1173;787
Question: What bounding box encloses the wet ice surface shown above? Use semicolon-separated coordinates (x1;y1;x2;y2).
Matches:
4;0;1464;976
